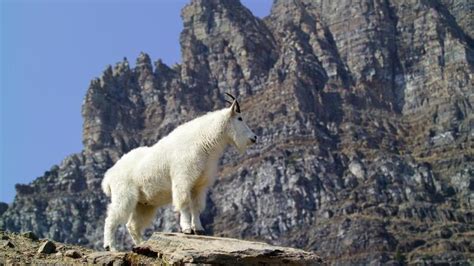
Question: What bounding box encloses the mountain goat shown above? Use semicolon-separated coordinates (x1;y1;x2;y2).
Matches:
101;93;257;251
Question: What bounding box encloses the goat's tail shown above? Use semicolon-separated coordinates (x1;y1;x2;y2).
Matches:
101;173;112;198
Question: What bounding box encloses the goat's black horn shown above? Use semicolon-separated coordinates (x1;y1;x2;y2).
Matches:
225;92;236;100
225;92;240;113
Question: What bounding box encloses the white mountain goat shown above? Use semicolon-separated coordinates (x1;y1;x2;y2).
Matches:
101;93;257;251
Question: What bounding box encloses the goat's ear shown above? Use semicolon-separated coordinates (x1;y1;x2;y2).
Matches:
230;100;240;116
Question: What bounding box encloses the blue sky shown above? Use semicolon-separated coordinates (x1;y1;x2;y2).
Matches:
0;0;272;203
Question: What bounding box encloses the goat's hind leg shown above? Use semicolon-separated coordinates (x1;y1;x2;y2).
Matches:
104;204;119;251
103;188;138;251
126;203;157;246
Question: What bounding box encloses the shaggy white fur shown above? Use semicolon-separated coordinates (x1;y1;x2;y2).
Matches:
101;100;256;251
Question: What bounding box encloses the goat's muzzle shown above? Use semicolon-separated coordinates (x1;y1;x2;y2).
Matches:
250;136;257;144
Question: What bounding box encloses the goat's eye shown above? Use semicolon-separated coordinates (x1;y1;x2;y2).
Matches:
238;117;243;121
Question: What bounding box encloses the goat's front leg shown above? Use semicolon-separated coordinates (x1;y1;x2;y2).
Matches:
190;187;207;235
179;208;193;234
172;178;194;234
190;207;204;235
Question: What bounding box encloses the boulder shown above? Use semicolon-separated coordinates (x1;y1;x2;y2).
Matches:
37;240;56;254
22;231;38;241
64;249;82;259
86;251;127;265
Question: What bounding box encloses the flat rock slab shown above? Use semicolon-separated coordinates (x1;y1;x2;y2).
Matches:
134;232;322;265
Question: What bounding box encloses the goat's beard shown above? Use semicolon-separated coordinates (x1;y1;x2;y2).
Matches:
236;146;247;155
231;140;248;155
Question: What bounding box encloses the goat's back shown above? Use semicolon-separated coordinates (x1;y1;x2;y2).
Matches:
101;146;152;197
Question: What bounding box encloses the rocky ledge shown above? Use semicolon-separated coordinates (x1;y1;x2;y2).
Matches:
0;231;322;265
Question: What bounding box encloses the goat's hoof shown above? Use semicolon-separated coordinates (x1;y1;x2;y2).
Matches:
193;230;205;235
104;246;110;251
182;228;193;234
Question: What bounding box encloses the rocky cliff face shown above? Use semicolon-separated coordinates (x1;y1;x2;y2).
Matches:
1;0;472;264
